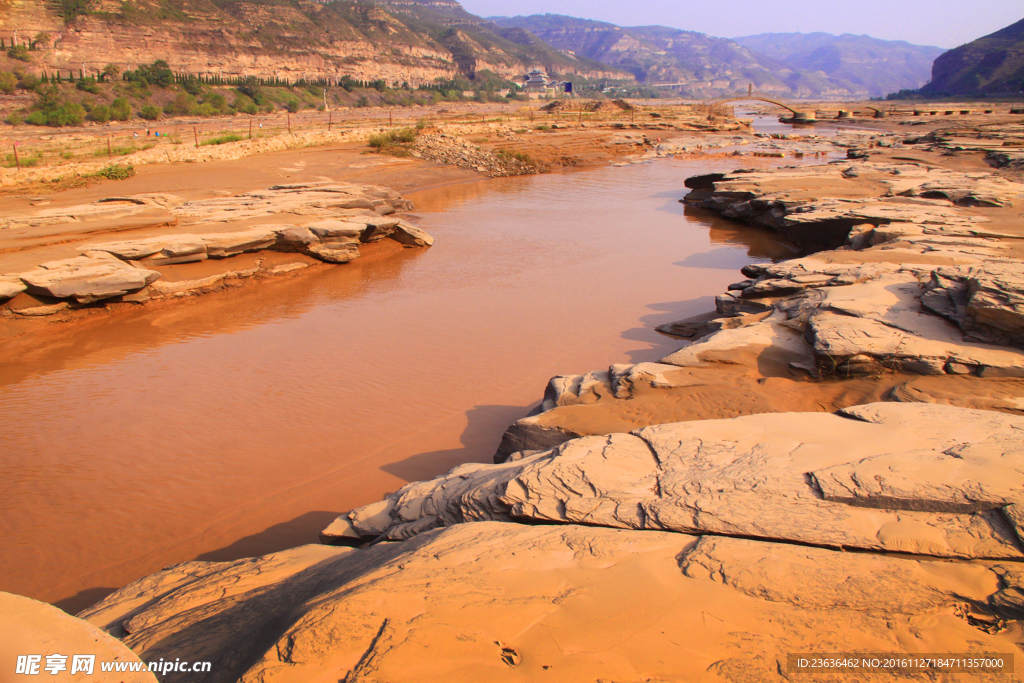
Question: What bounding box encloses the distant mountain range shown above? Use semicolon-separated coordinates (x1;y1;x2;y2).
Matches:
919;17;1024;96
734;33;943;97
490;14;943;99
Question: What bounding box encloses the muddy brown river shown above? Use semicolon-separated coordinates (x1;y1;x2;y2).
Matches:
0;159;795;613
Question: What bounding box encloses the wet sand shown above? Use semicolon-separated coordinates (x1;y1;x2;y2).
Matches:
0;158;792;613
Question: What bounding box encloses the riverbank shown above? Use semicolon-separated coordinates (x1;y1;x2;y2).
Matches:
3;105;1024;681
0;101;760;340
48;115;1024;682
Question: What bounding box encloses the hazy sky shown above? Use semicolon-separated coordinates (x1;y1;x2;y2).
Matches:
459;0;1022;49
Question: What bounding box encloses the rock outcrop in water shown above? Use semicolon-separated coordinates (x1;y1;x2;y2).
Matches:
0;183;431;313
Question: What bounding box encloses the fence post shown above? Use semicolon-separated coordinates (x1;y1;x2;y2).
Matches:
328;112;332;132
194;127;198;148
12;144;20;171
249;118;253;140
288;112;292;134
107;136;112;159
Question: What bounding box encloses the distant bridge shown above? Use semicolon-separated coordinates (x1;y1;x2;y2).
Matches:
651;86;805;115
709;97;801;115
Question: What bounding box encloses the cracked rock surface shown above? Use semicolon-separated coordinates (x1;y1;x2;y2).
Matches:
80;519;1024;683
335;403;1024;559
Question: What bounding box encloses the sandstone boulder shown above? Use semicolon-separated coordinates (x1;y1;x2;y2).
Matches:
335;403;1024;559
924;262;1024;348
390;220;435;247
0;276;26;301
20;254;160;303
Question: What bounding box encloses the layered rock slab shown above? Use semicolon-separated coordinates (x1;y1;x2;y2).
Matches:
0;184;432;307
81;523;1023;683
334;403;1024;559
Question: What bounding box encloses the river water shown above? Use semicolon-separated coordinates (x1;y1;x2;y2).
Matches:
0;158;795;613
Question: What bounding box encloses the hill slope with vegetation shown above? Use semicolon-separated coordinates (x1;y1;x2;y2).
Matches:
0;0;630;91
919;17;1024;96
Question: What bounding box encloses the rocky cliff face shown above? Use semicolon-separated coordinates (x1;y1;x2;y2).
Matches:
0;0;628;85
923;17;1024;96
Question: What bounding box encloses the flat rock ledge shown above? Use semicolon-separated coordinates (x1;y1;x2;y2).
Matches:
80;403;1024;683
0;183;432;313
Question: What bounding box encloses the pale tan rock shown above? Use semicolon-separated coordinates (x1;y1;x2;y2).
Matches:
305;220;364;242
0;276;26;301
20;254;160;303
661;319;814;369
78;523;1024;683
202;228;278;258
679;535;997;613
0;592;157;683
12;301;69;316
306;243;360;264
390;220;435;247
339;403;1024;559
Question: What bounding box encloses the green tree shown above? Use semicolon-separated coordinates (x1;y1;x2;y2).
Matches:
139;104;161;120
100;64;120;82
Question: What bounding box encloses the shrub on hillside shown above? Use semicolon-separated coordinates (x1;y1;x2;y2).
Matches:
0;71;16;94
139;104;161;121
89;105;111;123
129;60;173;88
7;45;31;62
203;92;227;112
76;78;100;94
26;102;85;127
110;98;131;121
164;92;197;116
232;94;258;115
96;164;135;180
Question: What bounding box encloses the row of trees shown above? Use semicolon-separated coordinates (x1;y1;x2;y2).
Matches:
1;33;51;51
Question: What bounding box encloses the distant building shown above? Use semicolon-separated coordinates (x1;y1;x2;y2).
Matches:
523;68;550;91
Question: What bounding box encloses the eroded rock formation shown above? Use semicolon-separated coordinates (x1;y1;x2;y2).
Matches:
0;182;431;311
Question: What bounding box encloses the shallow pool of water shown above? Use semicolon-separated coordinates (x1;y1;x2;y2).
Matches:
0;159;795;612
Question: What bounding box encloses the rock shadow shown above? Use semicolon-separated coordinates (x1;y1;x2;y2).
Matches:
193;511;344;563
380;403;534;483
54;586;120;617
616;296;718;364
